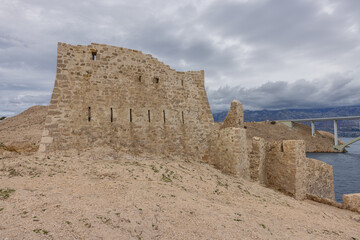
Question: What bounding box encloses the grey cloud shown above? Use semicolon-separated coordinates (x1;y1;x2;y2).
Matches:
0;92;51;116
209;74;360;112
1;0;360;116
203;0;357;53
8;94;51;105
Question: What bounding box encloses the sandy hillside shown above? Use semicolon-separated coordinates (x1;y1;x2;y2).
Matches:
0;106;48;153
245;122;341;152
0;148;359;239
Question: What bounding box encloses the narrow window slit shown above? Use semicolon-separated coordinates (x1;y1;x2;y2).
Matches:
148;110;151;122
154;77;159;84
138;76;142;82
163;110;166;123
130;109;132;122
181;79;184;86
92;51;97;61
182;111;184;124
110;108;113;122
88;107;91;122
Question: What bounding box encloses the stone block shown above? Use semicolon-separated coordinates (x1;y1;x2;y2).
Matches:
42;129;49;137
41;137;53;144
343;193;360;211
38;144;46;153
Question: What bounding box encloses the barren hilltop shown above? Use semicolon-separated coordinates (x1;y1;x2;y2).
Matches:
1;106;359;239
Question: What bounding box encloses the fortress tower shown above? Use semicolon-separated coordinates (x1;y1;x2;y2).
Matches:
39;43;214;157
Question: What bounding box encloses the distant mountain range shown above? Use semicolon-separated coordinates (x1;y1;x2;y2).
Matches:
213;105;360;137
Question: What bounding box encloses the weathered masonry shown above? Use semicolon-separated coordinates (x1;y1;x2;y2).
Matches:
39;43;214;156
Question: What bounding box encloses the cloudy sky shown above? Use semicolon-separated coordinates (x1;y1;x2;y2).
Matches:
1;0;360;116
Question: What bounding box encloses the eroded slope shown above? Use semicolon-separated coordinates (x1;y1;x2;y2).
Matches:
0;148;359;239
0;106;48;153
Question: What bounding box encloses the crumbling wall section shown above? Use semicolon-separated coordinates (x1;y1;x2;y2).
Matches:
305;158;335;200
249;137;266;184
209;128;249;178
40;43;214;157
206;100;249;179
265;140;307;200
248;138;335;201
221;100;244;129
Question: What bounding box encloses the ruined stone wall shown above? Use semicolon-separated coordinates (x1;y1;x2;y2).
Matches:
206;100;250;179
249;137;266;184
264;140;307;200
221;100;244;129
209;127;249;178
40;43;214;157
305;158;335;200
248;138;335;201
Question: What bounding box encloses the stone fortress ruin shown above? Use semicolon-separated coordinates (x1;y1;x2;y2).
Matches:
40;43;359;211
39;43;213;156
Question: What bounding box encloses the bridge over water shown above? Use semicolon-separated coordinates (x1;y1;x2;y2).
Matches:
278;116;360;152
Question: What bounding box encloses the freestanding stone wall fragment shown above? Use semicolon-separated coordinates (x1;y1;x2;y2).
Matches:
221;100;244;129
248;137;336;202
207;100;250;179
305;158;335;200
249;137;266;184
211;127;249;178
40;43;214;157
265;140;307;200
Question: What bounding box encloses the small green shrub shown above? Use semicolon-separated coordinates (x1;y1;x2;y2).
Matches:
150;165;159;173
161;174;172;183
33;228;49;235
0;188;15;200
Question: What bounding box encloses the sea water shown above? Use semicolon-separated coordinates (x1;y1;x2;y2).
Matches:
307;138;360;202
